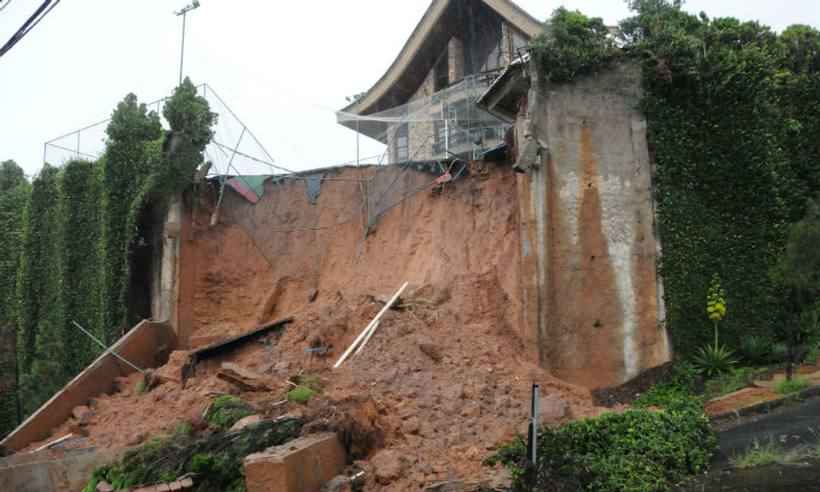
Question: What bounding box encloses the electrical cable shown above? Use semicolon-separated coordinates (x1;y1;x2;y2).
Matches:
0;0;14;13
0;0;60;59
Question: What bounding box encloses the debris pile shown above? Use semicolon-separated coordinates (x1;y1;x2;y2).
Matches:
24;167;612;490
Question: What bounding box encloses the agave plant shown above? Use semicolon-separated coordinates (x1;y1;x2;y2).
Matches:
694;344;737;378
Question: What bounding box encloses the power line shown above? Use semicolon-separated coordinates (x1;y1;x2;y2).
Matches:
0;0;60;59
0;1;14;13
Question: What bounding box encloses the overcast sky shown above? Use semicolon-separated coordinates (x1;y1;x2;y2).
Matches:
1;0;818;177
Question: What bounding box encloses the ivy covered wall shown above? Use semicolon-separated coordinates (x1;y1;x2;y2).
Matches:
0;161;30;438
0;78;215;436
532;2;820;357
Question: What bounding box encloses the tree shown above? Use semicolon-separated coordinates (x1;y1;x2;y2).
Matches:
99;94;162;343
771;200;820;379
0;160;25;193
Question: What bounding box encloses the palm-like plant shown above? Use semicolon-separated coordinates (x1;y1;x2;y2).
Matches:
693;344;737;378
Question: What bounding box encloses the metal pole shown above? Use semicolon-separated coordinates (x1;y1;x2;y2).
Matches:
179;11;187;85
71;321;146;374
528;384;540;466
356;119;360;167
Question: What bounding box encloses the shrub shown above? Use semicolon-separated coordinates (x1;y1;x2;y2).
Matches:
287;386;316;404
204;396;254;431
769;201;820;379
489;394;716;491
693;344;737;378
83;417;301;491
531;7;619;84
775;376;809;395
769;342;789;364
740;336;772;365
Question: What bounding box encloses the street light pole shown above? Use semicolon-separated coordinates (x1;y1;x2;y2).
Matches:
175;1;200;86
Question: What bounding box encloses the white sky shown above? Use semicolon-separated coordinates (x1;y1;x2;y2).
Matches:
1;0;818;177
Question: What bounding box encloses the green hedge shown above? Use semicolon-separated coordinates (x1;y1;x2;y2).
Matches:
489;396;715;491
16;165;65;414
0;163;30;437
60;160;103;375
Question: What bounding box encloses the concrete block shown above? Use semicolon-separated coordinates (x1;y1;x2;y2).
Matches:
244;433;346;492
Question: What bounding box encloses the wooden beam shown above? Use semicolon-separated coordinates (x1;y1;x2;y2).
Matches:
334;282;409;369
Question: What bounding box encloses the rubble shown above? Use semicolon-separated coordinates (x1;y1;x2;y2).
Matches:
217;363;271;392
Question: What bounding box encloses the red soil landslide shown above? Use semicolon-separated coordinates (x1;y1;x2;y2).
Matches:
25;166;608;490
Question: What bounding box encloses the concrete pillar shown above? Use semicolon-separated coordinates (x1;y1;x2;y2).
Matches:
448;37;464;83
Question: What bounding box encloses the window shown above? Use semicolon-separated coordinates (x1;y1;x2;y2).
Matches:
394;124;409;162
434;46;450;91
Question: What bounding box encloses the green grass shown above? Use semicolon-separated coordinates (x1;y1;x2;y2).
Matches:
775;376;810;396
731;440;788;468
704;367;755;399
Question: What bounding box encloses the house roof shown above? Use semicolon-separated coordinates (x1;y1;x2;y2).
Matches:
337;0;542;121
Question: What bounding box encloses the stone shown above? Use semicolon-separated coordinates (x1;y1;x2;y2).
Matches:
321;475;352;492
217;362;271;392
154;351;193;385
96;481;114;492
230;414;264;432
127;432;147;446
371;449;407;485
419;342;443;363
244;433;346;492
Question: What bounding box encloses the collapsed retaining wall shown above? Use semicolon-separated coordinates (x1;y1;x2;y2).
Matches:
0;447;121;492
518;62;671;388
0;320;176;452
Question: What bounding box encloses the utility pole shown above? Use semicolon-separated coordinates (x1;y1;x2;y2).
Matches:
175;1;201;86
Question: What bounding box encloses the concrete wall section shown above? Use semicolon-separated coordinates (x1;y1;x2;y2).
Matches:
0;447;121;492
0;321;176;452
526;63;670;388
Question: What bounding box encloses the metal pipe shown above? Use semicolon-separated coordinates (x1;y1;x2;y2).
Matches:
71;321;145;375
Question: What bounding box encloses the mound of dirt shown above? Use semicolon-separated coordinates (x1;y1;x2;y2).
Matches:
26;166;612;490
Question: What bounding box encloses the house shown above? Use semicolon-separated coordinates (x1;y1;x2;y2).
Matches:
337;0;543;163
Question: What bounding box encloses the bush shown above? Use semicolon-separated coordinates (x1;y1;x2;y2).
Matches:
775;376;809;395
769;343;789;364
489;394;716;491
740;336;772;365
204;396;254;431
531;7;619;84
83;417;301;491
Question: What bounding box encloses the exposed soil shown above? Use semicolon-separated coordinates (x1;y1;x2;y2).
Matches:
23;166;612;491
705;387;781;416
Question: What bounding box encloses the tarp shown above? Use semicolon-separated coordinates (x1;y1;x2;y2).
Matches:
226;175;269;204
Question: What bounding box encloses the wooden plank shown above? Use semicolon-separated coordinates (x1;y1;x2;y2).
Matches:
334;282;408;368
32;433;73;453
192;317;293;364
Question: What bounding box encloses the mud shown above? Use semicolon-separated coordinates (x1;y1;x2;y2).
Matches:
24;166;612;490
